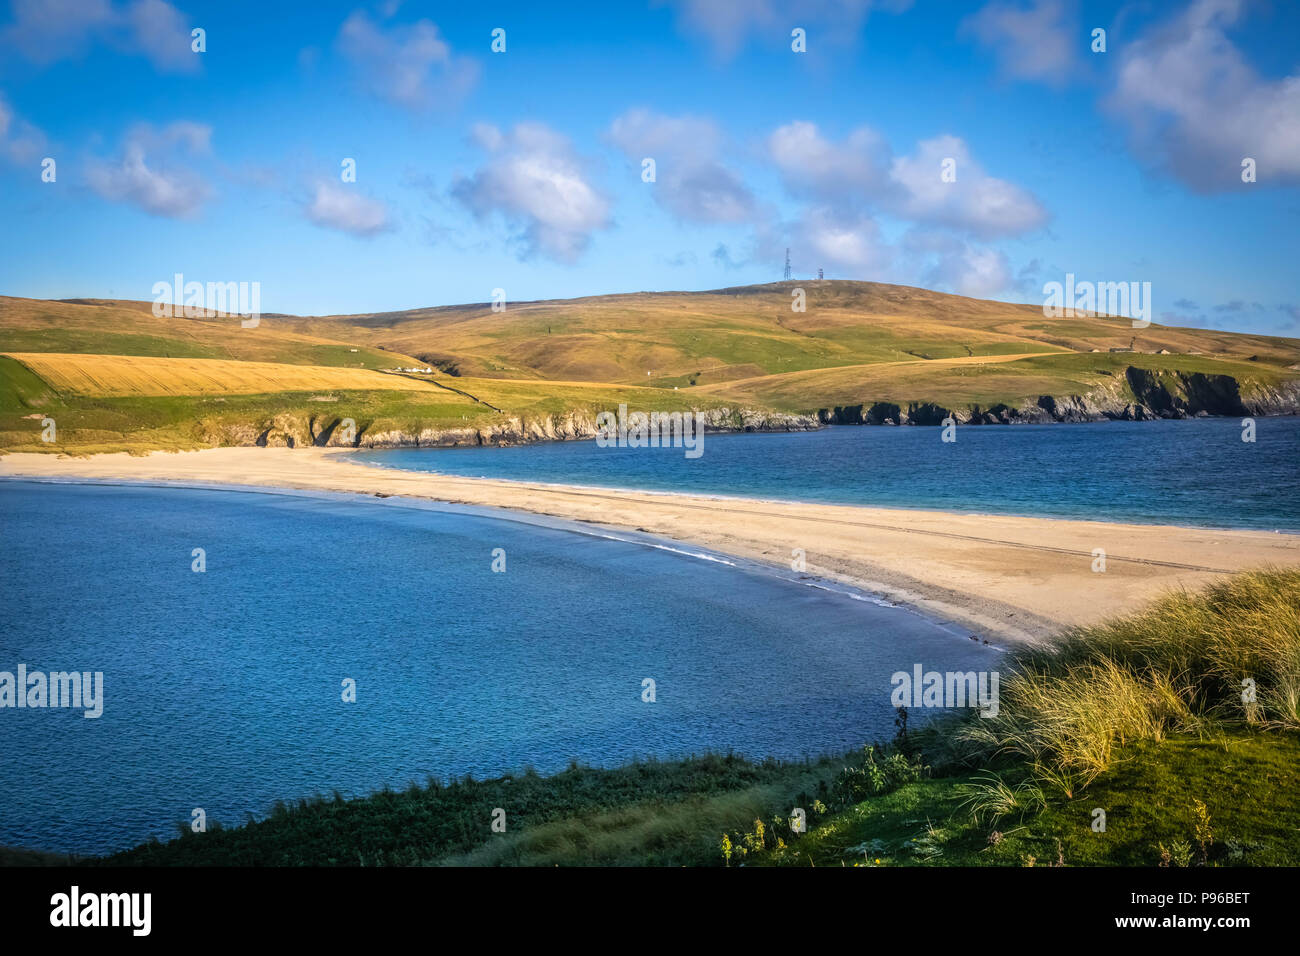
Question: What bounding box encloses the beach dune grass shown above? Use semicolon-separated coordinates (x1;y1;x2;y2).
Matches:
760;730;1300;867
756;569;1300;866
952;567;1300;797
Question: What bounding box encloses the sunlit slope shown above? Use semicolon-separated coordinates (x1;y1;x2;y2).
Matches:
3;353;454;397
1;351;728;413
2;282;1297;451
0;352;728;453
0;296;422;369
699;351;1299;413
289;281;1300;385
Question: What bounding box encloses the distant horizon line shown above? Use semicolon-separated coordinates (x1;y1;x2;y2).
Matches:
14;278;1052;320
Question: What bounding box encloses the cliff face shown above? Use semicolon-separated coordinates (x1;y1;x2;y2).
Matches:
195;406;820;449
817;367;1300;426
1245;379;1300;416
190;367;1298;448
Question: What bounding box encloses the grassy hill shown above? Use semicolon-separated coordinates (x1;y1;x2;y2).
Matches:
289;281;1300;389
2;283;1297;452
0;296;413;369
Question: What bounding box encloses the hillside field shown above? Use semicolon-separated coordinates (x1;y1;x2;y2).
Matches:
2;283;1297;452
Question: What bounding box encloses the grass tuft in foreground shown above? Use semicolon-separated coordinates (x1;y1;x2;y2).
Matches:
948;567;1300;799
761;568;1300;866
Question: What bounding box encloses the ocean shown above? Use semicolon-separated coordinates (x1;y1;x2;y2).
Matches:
0;480;994;854
352;417;1300;531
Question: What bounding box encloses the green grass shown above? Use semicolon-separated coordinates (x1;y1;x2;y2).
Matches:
704;350;1294;414
0;363;732;454
766;730;1300;867
959;567;1300;799
95;755;839;867
0;299;412;370
284;280;1300;386
756;568;1300;867
0;386;493;453
0;328;220;359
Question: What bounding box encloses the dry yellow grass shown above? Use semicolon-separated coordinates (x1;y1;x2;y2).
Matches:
285;281;1300;384
3;353;452;397
0;295;425;368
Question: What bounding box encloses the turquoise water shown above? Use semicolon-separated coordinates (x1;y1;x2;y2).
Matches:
0;481;995;854
352;418;1300;531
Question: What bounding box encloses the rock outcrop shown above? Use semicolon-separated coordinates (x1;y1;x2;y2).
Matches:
194;406;819;449
190;367;1297;448
815;367;1299;427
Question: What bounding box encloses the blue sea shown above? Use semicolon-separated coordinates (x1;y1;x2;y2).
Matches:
3;418;1295;854
352;417;1300;531
0;480;994;855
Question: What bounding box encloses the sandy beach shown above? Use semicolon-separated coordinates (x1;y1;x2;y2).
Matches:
3;446;1297;645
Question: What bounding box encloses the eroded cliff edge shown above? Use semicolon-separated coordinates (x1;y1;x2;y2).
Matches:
817;368;1300;426
197;406;820;449
193;367;1300;448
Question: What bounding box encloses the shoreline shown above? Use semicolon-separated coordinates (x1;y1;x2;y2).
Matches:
2;472;979;640
3;446;1299;644
344;435;1300;537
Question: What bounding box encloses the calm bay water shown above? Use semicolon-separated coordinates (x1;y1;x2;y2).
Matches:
352;417;1300;531
0;481;994;855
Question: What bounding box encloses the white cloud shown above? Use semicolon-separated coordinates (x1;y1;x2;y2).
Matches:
769;121;1048;237
790;207;894;274
1108;0;1300;190
0;93;48;164
85;121;211;218
775;211;1015;297
609;110;722;163
337;11;478;110
659;0;910;59
889;135;1047;236
2;0;198;73
768;120;891;197
121;0;195;73
122;118;210;153
905;230;1014;298
304;181;391;236
453;122;610;262
961;0;1078;87
1;0;114;63
608;109;756;224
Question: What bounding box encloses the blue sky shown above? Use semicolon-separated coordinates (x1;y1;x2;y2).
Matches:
0;0;1297;333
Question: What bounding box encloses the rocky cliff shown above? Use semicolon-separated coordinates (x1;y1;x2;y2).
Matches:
195;406;820;449
816;367;1300;426
191;367;1297;448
